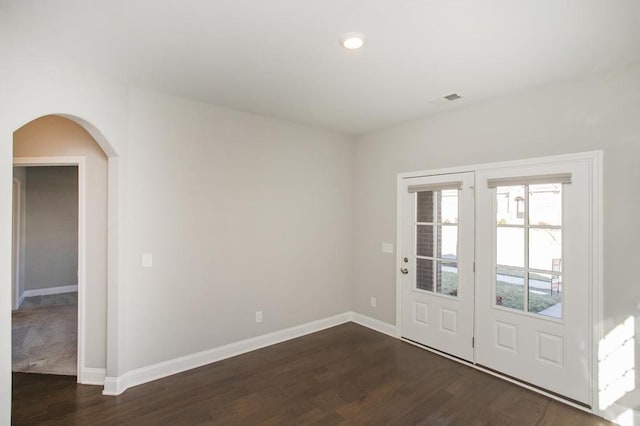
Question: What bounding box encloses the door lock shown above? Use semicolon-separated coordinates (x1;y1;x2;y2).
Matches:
400;268;409;274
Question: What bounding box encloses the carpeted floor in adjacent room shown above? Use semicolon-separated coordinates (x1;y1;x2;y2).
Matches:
12;292;77;376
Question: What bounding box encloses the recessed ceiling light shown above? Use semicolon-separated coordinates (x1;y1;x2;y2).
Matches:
340;32;366;50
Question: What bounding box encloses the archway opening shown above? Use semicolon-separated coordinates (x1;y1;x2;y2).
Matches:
10;114;117;393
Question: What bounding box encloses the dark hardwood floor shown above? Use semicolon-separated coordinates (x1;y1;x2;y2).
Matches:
12;323;610;425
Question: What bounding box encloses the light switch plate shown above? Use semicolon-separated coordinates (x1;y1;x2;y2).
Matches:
382;243;393;254
142;253;153;268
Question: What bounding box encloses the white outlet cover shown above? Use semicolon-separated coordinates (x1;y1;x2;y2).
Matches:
255;311;263;323
370;297;377;308
142;253;153;268
382;243;393;254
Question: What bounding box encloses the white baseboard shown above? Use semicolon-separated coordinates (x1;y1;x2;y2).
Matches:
103;312;352;396
23;285;78;298
80;368;106;386
103;376;127;396
350;312;397;337
16;292;26;309
99;310;640;425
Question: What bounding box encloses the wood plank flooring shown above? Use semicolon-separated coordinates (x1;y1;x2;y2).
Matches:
12;323;610;425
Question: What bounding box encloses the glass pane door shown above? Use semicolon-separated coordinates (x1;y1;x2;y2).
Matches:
415;189;459;297
495;183;563;319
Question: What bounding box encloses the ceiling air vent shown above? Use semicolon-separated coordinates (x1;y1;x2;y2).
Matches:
429;93;463;106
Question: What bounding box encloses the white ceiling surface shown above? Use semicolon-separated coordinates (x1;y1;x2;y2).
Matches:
1;0;640;135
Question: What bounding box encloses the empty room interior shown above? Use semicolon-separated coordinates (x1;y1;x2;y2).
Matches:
1;0;639;424
12;164;80;377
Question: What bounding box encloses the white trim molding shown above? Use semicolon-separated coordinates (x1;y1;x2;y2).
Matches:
17;293;26;309
103;376;127;396
103;312;353;396
98;309;638;424
12;177;21;311
102;312;397;396
22;285;78;298
13;156;89;385
81;368;106;386
350;312;397;337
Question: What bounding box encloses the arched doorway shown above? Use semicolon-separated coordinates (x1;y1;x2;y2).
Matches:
10;114;117;386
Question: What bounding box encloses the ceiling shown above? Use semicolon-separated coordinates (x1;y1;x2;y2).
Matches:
1;0;639;134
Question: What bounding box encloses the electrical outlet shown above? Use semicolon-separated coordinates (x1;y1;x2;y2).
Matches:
370;297;377;308
255;311;263;323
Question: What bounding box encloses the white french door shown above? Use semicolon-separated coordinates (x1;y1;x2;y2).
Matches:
475;160;592;405
398;154;597;407
400;172;475;361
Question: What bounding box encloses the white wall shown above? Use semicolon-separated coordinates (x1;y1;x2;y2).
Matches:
0;33;353;420
122;89;353;371
353;62;640;411
23;166;78;291
0;32;129;421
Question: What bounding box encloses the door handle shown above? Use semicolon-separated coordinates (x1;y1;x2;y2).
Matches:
400;268;409;274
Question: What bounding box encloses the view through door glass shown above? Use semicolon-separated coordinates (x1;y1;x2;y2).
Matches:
416;189;459;296
495;184;563;319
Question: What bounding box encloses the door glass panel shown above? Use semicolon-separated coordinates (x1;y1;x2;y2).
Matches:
529;229;562;271
440;190;458;224
528;273;562;318
496;227;524;267
439;226;457;260
496;267;524;310
439;261;458;296
495;183;564;318
417;191;434;223
416;258;433;291
496;185;525;225
416;225;434;257
529;184;562;226
414;188;459;298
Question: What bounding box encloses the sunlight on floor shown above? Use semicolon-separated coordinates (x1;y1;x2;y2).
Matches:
598;316;635;413
614;408;635;426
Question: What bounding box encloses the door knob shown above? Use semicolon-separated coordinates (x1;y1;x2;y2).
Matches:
400;268;409;274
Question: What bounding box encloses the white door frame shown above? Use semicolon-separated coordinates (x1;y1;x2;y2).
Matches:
12;178;21;310
13;156;87;384
395;150;602;414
